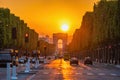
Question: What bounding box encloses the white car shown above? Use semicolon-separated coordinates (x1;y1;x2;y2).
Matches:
18;57;26;63
39;57;44;63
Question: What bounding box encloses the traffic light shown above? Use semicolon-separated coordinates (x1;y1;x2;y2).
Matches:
12;27;17;39
25;33;29;43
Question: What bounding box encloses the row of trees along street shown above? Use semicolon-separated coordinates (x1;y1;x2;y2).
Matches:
0;8;56;57
68;0;120;64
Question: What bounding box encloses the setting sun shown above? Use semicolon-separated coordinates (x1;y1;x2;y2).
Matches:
61;24;69;32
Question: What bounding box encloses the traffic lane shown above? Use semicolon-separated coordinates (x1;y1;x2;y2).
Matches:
30;69;120;80
49;59;120;79
31;59;75;80
30;59;120;80
30;59;90;80
55;60;120;80
79;60;120;77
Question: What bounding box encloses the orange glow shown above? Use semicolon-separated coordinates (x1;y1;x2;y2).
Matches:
58;39;63;49
0;0;99;37
61;24;69;32
25;33;28;37
61;59;74;79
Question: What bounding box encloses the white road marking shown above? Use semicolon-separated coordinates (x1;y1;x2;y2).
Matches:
95;68;99;70
110;73;117;76
55;72;61;74
58;68;61;70
71;67;76;70
40;71;119;77
79;67;84;70
43;72;49;74
63;73;67;74
62;73;72;74
98;73;105;76
87;73;94;76
76;73;82;75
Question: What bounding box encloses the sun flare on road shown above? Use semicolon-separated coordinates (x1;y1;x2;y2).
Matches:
61;24;69;32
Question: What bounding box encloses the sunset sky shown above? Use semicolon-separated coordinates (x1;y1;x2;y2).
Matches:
0;0;99;37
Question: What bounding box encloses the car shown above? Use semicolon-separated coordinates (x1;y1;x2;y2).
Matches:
0;52;12;67
47;56;51;60
18;57;26;64
70;57;79;65
84;57;93;65
0;49;19;67
31;58;36;63
39;57;44;63
64;53;70;61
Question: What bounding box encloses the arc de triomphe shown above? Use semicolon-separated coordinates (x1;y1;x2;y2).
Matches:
53;33;68;52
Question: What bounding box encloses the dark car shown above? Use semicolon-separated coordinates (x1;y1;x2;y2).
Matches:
0;53;12;67
64;54;70;61
70;57;79;65
0;49;18;67
84;57;93;65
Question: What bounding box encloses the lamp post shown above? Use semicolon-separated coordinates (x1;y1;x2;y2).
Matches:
25;33;29;58
44;45;47;59
12;49;18;66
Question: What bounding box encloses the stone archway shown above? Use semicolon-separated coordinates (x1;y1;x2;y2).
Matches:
53;33;68;52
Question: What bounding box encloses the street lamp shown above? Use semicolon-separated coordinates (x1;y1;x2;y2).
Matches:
12;49;18;66
37;50;40;57
25;33;29;58
25;33;29;43
44;45;47;59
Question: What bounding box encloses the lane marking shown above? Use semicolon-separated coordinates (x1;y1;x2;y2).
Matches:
57;68;61;70
95;68;99;70
55;72;61;74
79;67;84;70
87;73;94;76
43;72;49;74
63;73;68;74
72;68;76;70
76;73;82;75
110;73;117;76
98;73;105;76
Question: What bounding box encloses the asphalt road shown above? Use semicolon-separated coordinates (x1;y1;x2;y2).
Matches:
30;59;120;80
